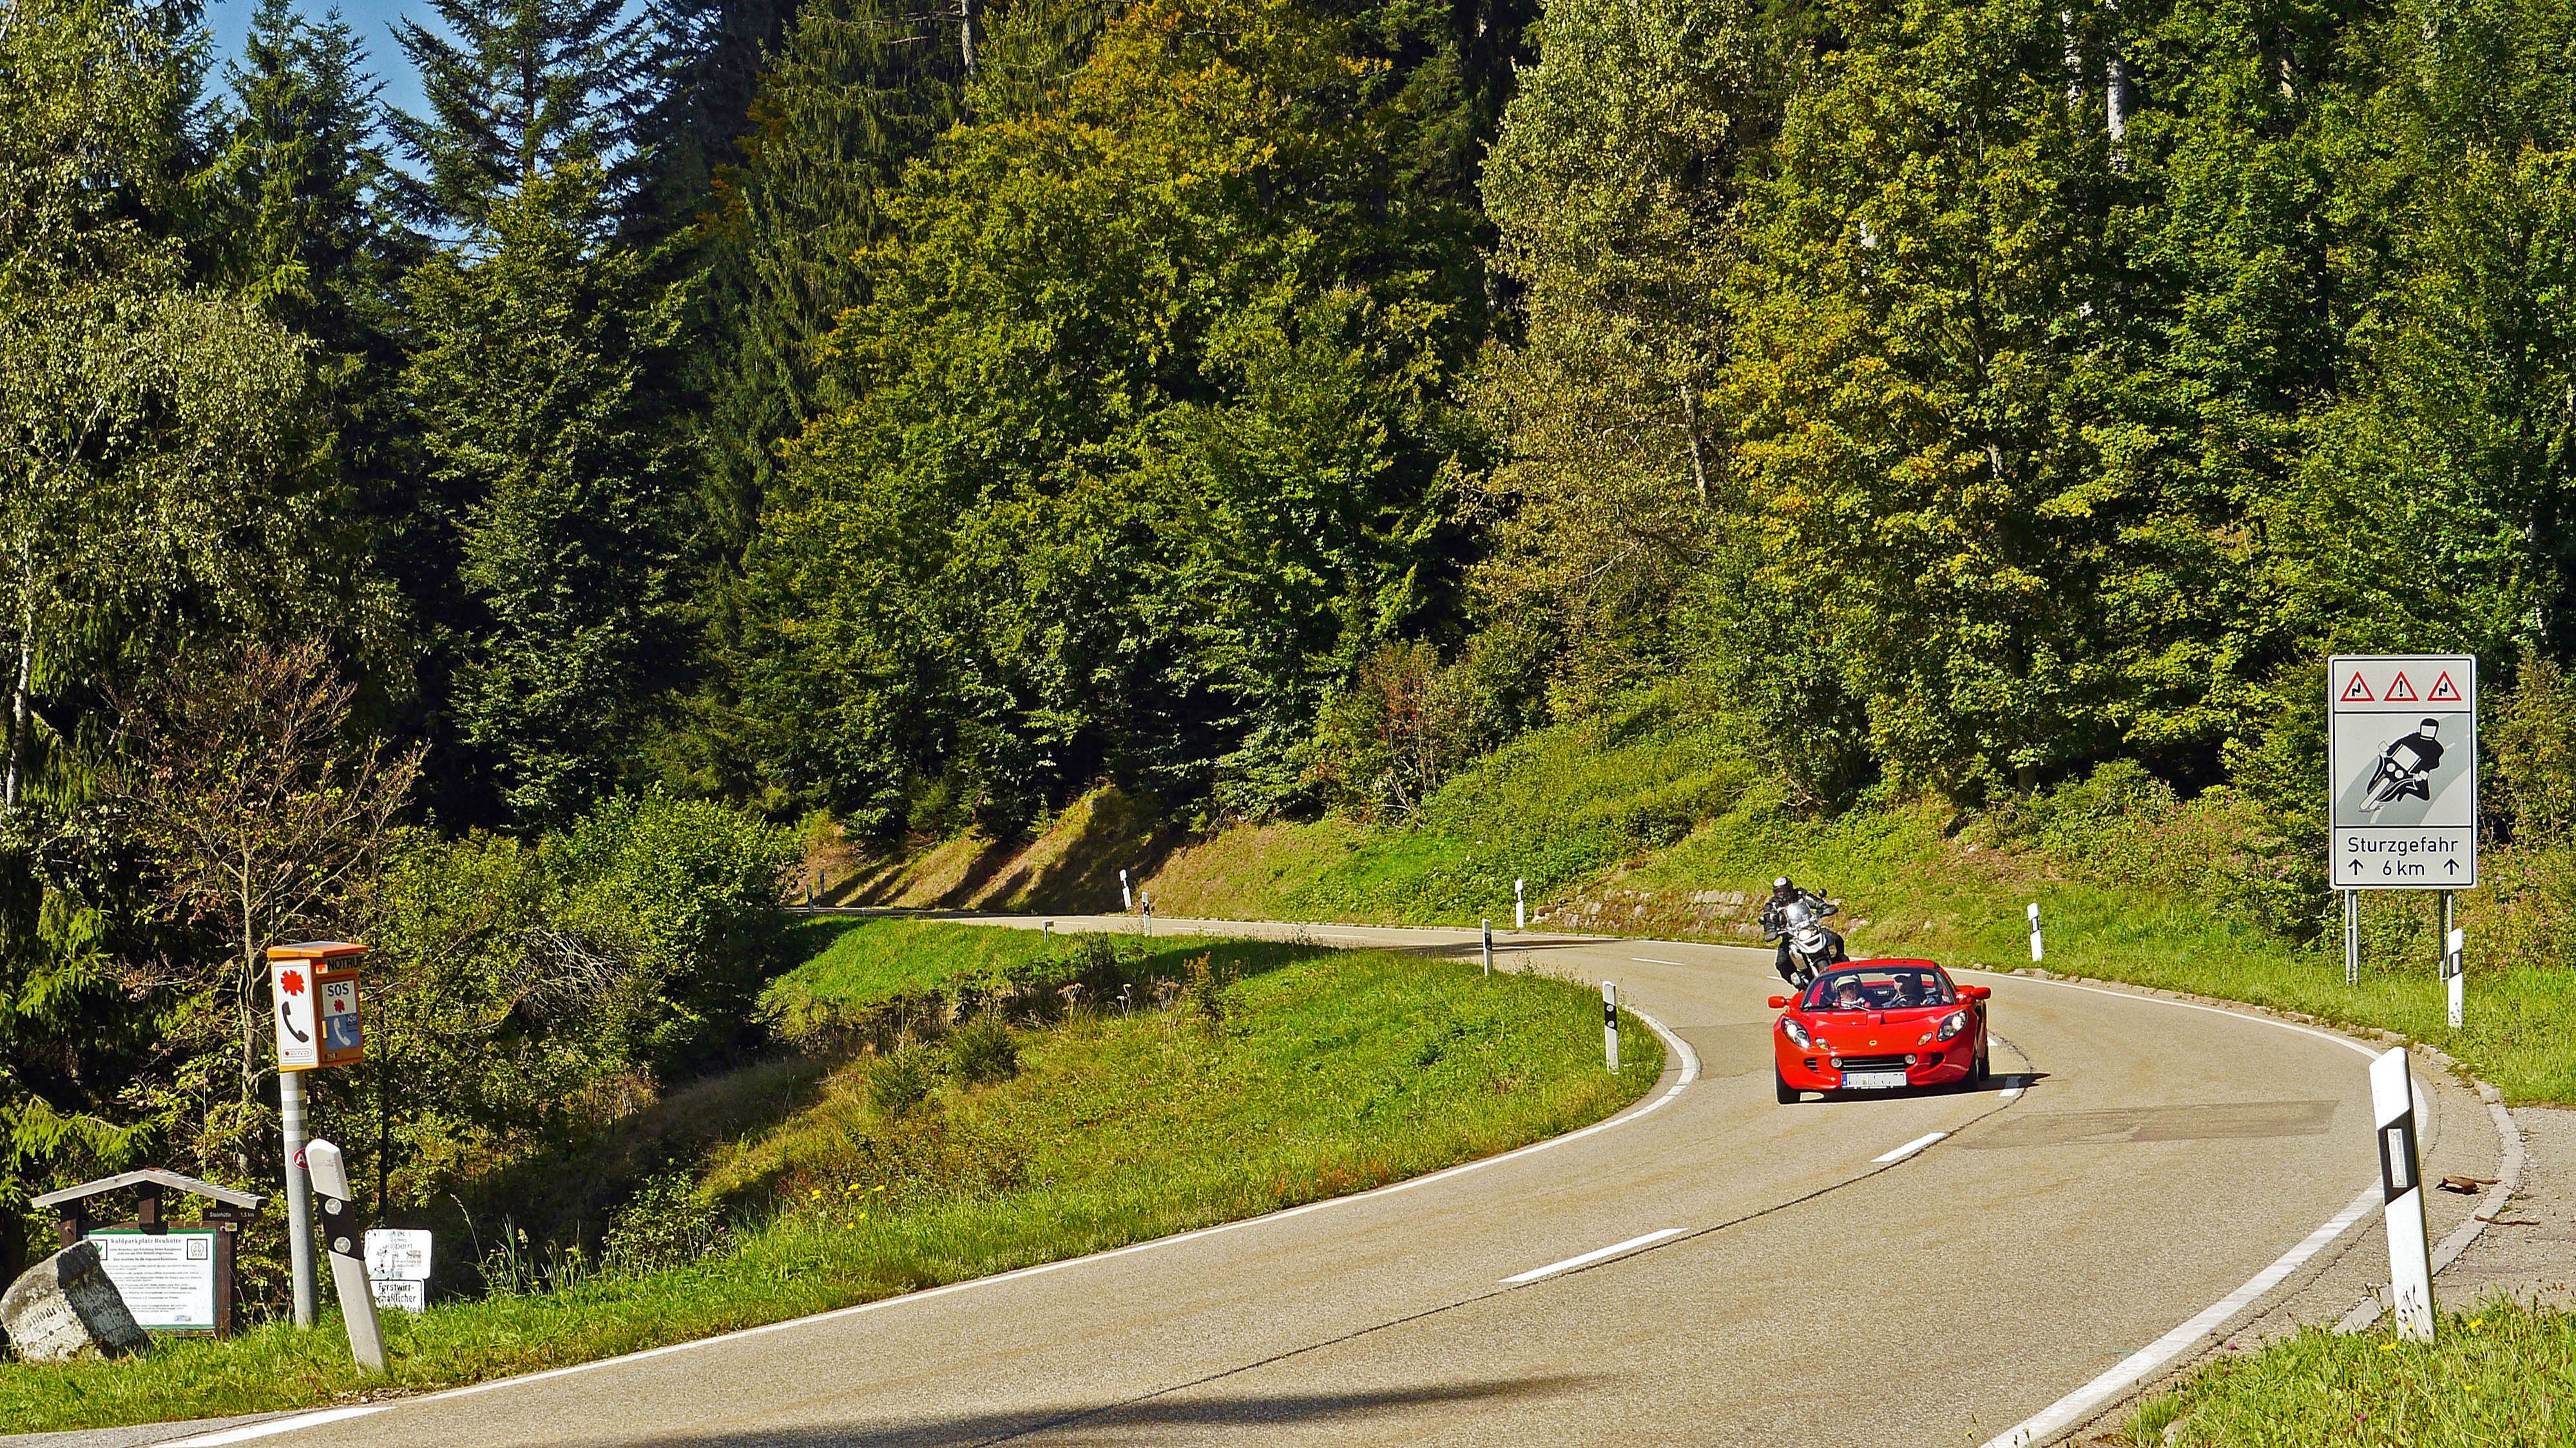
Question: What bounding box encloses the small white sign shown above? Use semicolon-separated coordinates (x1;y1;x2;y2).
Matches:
273;958;321;1071
369;1279;426;1314
2330;655;2478;890
365;1228;433;1282
90;1230;218;1331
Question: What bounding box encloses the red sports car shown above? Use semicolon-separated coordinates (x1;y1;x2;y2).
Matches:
1770;959;1992;1103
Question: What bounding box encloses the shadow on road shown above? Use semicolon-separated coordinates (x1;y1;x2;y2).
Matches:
541;1374;1601;1447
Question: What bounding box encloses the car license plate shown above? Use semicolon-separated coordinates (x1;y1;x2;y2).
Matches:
1841;1069;1908;1091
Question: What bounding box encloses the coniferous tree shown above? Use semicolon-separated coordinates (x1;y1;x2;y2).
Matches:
389;0;655;231
394;0;689;827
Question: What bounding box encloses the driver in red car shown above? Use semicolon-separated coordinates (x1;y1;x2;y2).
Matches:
1826;978;1867;1012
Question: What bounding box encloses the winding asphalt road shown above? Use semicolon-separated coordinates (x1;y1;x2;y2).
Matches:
60;915;2506;1448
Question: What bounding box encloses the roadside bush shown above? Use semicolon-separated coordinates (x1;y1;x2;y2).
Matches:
601;1169;733;1275
947;1020;1018;1085
547;792;803;1072
869;1046;940;1117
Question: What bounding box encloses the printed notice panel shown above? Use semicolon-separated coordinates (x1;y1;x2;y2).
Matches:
2330;655;2477;889
90;1230;218;1331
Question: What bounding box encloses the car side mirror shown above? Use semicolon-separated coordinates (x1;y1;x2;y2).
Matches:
1963;985;1992;1000
1767;995;1788;1009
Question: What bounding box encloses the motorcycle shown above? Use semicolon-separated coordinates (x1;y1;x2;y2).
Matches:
1765;894;1845;989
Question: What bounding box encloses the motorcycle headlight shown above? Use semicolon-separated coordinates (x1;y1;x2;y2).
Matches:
1795;928;1826;951
1931;1009;1970;1042
1780;1016;1812;1049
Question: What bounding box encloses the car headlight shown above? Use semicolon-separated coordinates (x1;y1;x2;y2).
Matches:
1780;1016;1812;1049
1928;1009;1970;1042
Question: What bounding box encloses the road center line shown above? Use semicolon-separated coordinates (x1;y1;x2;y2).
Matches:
1630;956;1693;967
1501;1228;1687;1286
1872;1131;1947;1164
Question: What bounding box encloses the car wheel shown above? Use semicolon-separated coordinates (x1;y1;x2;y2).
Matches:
1776;1068;1798;1105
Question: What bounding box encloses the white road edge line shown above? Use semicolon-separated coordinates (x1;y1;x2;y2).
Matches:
1970;971;2400;1448
1629;957;1693;967
150;1001;1704;1447
1501;1228;1686;1286
2000;1087;2023;1100
1979;1184;2381;1448
164;1407;396;1447
1872;1131;1947;1164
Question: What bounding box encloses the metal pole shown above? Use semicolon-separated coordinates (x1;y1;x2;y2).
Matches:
2344;890;2361;987
280;1070;316;1328
1481;919;1492;976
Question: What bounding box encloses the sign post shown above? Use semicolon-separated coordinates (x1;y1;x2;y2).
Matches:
270;942;369;1331
2370;1047;2437;1342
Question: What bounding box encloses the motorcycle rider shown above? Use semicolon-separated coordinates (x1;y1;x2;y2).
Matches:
1761;876;1849;987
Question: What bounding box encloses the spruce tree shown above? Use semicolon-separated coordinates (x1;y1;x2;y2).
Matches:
387;0;653;231
394;0;689;826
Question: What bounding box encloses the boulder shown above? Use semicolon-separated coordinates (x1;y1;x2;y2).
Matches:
1;1241;149;1364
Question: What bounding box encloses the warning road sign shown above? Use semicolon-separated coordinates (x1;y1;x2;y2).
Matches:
2331;655;2477;889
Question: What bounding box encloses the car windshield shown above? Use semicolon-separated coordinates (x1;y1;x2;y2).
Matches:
1804;967;1952;1012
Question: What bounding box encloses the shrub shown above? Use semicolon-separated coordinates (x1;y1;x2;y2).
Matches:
869;1046;940;1117
947;1020;1019;1085
601;1169;732;1276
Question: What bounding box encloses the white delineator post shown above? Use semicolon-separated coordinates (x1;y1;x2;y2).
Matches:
1514;878;1526;931
279;1072;316;1329
2027;902;2043;963
1602;982;1619;1073
304;1141;387;1373
2445;918;2465;1030
2370;1047;2437;1342
1482;919;1492;976
1119;868;1133;911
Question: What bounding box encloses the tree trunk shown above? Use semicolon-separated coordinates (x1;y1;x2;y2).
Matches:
1680;382;1712;508
6;542;33;812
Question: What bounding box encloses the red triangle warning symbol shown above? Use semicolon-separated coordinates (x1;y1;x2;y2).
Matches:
2385;672;2418;701
2341;672;2375;703
2429;671;2463;702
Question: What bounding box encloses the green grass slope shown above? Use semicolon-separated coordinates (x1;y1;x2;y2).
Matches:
0;921;1658;1433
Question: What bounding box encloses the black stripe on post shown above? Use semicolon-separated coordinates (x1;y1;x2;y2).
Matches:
2378;1110;2419;1205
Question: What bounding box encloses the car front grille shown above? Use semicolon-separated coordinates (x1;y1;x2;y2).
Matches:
1833;1054;1910;1072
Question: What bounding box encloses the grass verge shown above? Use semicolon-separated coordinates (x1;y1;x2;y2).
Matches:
2122;1300;2576;1445
0;931;1660;1433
